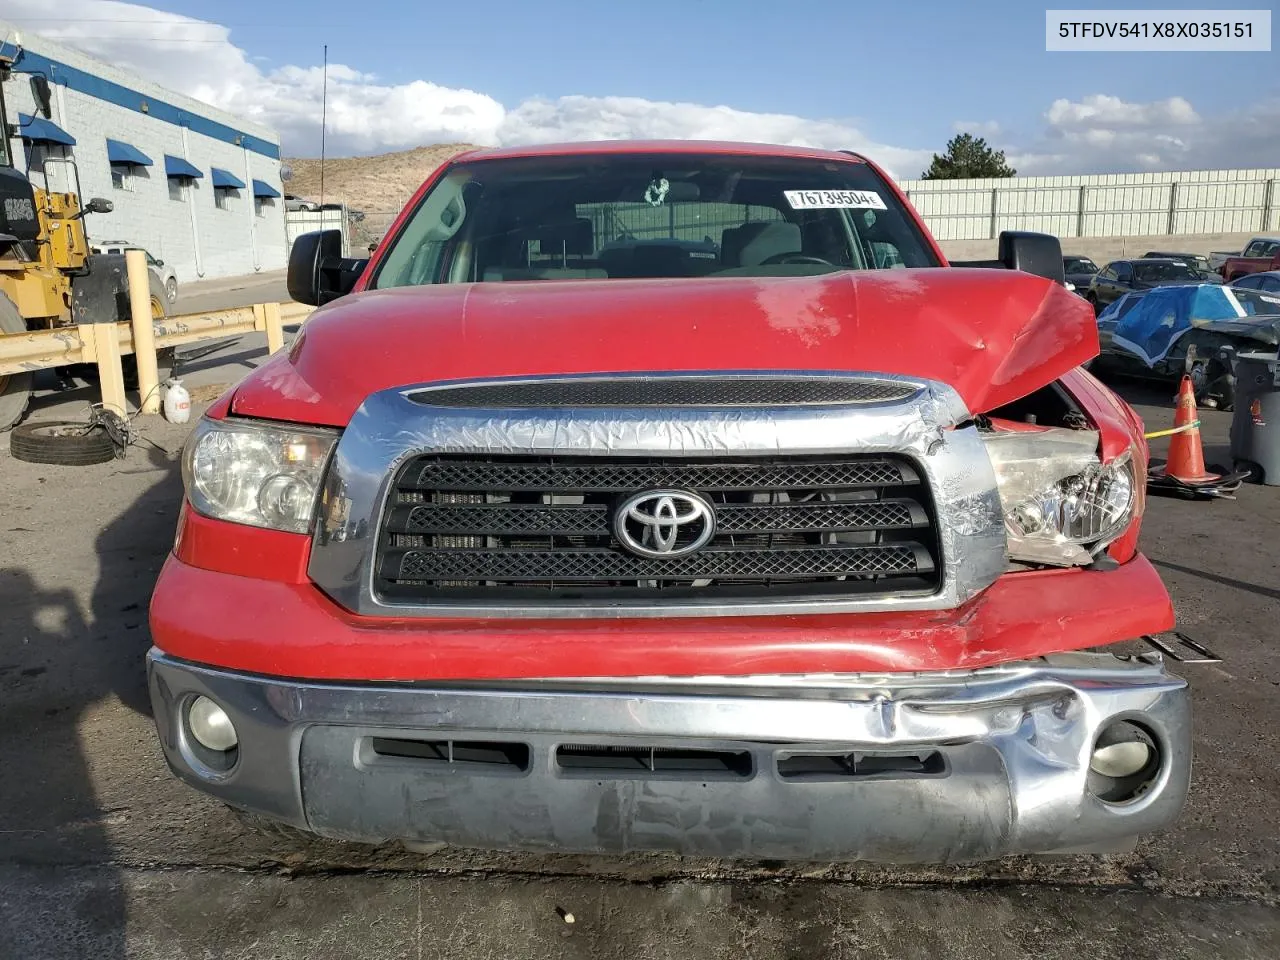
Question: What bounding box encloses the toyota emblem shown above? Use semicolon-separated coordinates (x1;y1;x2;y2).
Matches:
613;489;716;558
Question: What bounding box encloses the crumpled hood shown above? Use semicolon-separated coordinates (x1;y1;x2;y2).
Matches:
230;268;1097;426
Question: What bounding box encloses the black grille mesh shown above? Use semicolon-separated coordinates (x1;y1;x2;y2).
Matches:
387;545;927;582
401;458;914;493
376;455;941;604
410;377;918;408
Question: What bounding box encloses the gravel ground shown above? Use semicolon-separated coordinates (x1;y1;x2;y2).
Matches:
1;361;1278;958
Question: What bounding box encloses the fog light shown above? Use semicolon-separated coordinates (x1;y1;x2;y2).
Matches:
1090;740;1152;778
1088;720;1160;803
188;696;238;752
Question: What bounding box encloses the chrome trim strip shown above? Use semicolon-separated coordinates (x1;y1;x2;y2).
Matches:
307;371;1007;619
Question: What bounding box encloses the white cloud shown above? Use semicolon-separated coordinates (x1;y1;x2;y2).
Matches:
7;2;1279;179
501;96;928;175
1045;94;1199;129
3;0;927;176
1014;93;1280;174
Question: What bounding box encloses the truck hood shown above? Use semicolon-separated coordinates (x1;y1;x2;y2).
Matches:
231;268;1097;426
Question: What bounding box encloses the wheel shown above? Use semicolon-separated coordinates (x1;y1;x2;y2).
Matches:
133;275;171;390
165;276;178;303
1188;357;1235;412
1235;460;1265;484
0;292;31;431
10;420;118;466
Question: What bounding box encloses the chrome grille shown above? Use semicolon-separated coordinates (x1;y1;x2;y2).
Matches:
375;455;941;604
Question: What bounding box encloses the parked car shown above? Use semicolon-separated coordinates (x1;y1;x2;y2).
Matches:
1094;282;1280;409
1219;237;1280;282
148;141;1187;863
1141;251;1220;282
1229;270;1280;294
284;194;318;212
1063;255;1100;289
1210;235;1280;273
1084;257;1201;312
91;241;178;303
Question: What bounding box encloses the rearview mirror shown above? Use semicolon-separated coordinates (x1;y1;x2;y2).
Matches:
998;230;1065;285
287;229;367;305
29;76;53;119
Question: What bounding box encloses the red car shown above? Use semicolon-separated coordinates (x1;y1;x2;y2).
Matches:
149;141;1187;862
1219;237;1280;282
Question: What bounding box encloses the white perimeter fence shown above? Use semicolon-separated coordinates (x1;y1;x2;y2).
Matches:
898;168;1280;241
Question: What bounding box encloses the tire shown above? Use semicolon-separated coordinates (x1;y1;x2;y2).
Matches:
10;420;118;465
1235;460;1265;484
134;275;171;389
0;292;31;431
1188;357;1235;412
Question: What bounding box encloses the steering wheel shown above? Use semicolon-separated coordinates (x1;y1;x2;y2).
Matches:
759;252;835;266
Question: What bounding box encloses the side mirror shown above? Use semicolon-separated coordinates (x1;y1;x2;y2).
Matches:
998;230;1066;285
287;229;367;305
85;197;114;214
29;76;53;119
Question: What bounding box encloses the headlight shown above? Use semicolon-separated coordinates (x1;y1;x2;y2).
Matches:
182;417;339;533
983;427;1136;566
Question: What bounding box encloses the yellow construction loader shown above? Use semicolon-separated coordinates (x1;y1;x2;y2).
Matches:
0;63;169;429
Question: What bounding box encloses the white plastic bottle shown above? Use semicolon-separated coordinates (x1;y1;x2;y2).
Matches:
163;378;191;424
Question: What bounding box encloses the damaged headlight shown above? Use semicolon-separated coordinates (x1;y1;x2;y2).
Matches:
182;417;339;534
983;427;1136;566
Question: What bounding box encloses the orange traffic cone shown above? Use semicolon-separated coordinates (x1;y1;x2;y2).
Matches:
1163;375;1219;483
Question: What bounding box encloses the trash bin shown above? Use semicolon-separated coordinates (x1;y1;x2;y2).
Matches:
1229;351;1280;485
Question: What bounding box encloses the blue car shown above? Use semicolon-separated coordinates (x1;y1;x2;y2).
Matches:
1092;282;1280;410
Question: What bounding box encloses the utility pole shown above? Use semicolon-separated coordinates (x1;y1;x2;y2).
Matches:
319;43;328;207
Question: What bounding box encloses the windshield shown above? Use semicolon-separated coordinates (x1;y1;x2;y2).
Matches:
1232;287;1280;316
1153;253;1210;271
371;153;939;288
1064;257;1098;274
1134;261;1199;282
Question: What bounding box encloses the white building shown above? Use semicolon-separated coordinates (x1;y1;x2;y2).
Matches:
1;22;286;284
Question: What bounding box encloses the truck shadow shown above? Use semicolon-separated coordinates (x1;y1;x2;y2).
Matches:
0;441;182;958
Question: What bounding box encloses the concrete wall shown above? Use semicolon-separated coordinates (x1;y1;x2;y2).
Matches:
898;170;1280;242
1;22;286;284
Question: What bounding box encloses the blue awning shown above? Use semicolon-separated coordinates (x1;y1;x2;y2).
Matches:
164;155;203;179
210;167;245;190
17;113;76;146
106;138;153;167
252;179;281;199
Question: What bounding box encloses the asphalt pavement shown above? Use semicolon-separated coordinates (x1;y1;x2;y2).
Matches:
1;339;1278;957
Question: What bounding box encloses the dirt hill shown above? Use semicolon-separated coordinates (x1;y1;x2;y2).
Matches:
282;143;477;217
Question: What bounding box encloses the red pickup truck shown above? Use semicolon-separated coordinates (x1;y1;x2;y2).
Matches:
1220;236;1280;281
148;141;1187;862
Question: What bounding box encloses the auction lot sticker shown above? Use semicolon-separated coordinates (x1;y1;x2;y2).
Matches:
784;190;887;210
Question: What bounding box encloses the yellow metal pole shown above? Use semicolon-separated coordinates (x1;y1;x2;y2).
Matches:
89;322;127;418
126;249;161;414
264;301;285;354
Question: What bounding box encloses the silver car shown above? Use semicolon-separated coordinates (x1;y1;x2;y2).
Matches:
91;242;179;303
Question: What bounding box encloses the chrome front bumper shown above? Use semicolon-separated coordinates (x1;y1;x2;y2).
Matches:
148;650;1191;862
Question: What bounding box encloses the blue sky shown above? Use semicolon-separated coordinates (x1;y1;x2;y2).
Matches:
3;0;1277;176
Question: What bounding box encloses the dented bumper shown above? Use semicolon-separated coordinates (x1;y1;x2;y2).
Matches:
148;650;1190;862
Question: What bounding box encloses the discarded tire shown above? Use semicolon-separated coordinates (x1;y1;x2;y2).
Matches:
9;420;118;466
